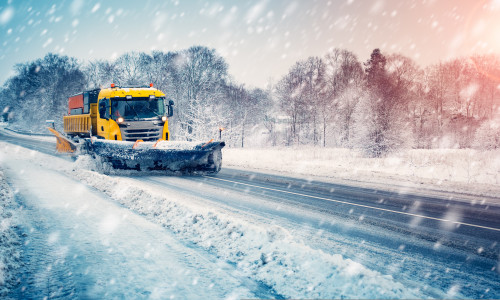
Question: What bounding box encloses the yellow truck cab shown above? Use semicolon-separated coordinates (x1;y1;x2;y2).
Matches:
64;84;174;142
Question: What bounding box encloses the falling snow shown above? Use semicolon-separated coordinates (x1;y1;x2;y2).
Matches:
0;0;499;298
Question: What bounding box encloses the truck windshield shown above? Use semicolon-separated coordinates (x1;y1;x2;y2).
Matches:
111;97;165;120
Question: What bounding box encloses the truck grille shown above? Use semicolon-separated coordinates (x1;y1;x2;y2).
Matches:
123;128;162;142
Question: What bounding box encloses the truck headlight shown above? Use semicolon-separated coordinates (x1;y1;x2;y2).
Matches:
162;116;167;122
117;117;124;123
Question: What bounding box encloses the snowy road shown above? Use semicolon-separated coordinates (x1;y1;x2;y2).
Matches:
133;172;500;298
1;128;500;299
201;169;500;253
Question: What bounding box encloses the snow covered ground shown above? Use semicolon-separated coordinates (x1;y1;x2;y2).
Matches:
223;147;500;200
0;169;21;299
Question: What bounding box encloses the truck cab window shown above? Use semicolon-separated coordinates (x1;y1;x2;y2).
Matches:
99;99;109;119
111;97;165;120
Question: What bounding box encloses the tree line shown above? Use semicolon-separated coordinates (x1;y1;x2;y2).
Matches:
0;46;499;155
274;49;500;155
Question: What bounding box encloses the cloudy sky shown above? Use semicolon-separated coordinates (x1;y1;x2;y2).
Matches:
0;0;499;88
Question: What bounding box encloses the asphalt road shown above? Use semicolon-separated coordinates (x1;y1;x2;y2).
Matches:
204;168;500;256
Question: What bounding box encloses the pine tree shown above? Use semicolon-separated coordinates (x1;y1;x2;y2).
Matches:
352;49;413;157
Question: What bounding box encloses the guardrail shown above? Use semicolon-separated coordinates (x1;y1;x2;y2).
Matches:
4;127;53;137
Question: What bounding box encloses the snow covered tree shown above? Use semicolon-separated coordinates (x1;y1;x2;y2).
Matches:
324;49;364;146
274;57;327;146
470;55;500;120
352;49;413;156
220;84;270;147
260;81;280;147
335;85;366;146
275;62;308;145
83;60;101;88
138;51;181;98
409;67;434;148
426;62;448;140
473;118;500;150
2;53;86;130
115;52;144;86
174;46;229;141
301;57;326;145
219;83;248;146
246;87;272;146
84;59;121;88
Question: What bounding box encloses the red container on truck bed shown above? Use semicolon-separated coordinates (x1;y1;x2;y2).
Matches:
68;94;84;115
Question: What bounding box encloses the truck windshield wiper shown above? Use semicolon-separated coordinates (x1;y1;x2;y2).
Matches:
143;104;161;118
124;101;141;120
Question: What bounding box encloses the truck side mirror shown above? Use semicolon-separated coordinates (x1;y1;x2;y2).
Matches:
99;100;109;119
167;99;174;117
99;103;105;118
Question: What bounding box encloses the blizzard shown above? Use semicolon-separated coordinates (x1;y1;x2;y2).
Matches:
1;0;500;299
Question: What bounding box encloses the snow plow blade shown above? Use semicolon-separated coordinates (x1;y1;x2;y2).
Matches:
47;127;225;174
47;127;77;153
84;139;225;174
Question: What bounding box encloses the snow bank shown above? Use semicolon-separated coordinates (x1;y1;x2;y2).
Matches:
223;147;500;199
66;158;419;298
0;169;21;297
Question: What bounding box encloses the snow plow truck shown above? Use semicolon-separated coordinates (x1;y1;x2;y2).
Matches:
48;83;225;174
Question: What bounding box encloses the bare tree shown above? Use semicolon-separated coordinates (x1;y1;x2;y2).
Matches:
324;49;364;146
302;57;325;145
116;51;144;85
175;46;228;141
84;60;101;88
427;62;448;139
470;54;500;120
96;60;120;87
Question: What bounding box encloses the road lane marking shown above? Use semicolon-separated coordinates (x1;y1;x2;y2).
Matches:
203;176;500;232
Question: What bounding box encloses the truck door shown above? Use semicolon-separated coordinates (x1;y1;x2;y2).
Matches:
97;98;110;139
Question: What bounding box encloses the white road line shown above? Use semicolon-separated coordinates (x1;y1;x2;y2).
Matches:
203;176;500;232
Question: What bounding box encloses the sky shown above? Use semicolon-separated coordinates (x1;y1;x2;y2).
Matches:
0;0;499;89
